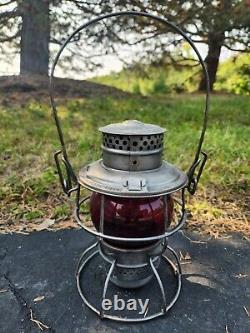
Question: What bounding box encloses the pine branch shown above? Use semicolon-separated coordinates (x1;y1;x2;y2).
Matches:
0;0;16;7
0;30;20;42
0;9;20;20
223;44;250;53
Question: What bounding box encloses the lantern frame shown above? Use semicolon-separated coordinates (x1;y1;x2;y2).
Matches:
49;11;210;322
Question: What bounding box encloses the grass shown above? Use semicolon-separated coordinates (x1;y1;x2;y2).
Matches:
0;93;249;237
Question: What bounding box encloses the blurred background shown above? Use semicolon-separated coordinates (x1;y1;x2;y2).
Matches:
0;1;249;238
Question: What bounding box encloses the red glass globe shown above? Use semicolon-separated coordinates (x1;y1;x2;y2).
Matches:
90;192;174;248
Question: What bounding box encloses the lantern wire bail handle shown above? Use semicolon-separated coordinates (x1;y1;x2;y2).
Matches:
49;11;210;196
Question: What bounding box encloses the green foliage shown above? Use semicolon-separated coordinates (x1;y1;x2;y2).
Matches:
93;66;195;96
53;204;71;219
132;82;141;94
24;210;44;220
152;74;170;94
214;54;250;95
93;54;250;96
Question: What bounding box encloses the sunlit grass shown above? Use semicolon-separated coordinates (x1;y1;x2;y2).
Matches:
0;94;249;235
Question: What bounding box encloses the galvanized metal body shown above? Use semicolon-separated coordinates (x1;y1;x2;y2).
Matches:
99;240;163;288
78;120;188;197
79;159;187;197
100;120;165;171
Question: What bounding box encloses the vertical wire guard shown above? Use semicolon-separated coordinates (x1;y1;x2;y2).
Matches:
76;183;81;212
165;246;182;312
163;195;169;234
100;259;116;318
149;257;167;312
49;11;210;196
99;194;105;236
75;241;98;277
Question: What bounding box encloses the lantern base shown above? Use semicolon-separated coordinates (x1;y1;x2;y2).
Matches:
76;239;182;322
99;240;163;289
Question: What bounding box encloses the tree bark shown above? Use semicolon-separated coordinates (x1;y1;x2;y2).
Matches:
198;33;224;92
20;0;50;76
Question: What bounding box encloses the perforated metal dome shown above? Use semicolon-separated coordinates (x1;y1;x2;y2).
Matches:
99;120;165;135
98;120;166;171
100;120;165;153
78;120;187;197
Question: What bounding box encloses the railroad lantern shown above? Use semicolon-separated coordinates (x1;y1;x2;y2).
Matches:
50;11;209;322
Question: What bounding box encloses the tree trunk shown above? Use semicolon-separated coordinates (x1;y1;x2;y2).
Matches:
20;0;50;76
198;33;224;92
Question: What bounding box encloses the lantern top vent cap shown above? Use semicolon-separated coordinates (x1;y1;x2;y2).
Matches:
99;120;165;136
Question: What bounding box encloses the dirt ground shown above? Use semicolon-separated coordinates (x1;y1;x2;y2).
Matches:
0;74;130;106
